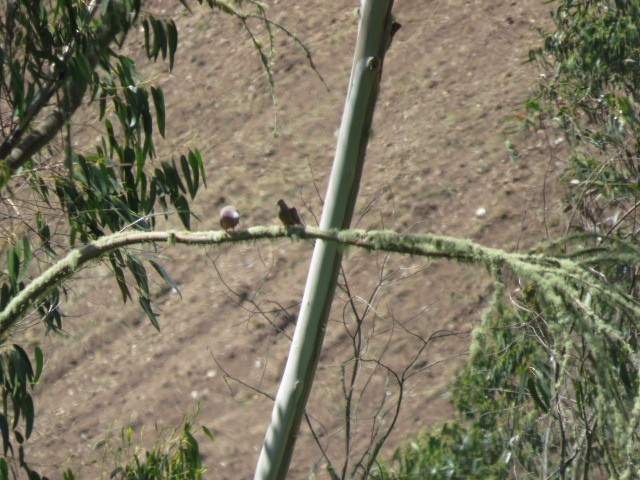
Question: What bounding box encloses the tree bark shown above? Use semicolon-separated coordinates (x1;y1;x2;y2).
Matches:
253;1;397;478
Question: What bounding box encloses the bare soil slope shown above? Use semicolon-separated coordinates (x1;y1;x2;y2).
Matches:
21;1;565;478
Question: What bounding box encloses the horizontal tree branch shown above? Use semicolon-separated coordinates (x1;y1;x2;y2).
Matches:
0;226;637;350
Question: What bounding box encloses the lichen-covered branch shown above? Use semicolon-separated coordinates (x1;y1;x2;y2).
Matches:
2;226;638;356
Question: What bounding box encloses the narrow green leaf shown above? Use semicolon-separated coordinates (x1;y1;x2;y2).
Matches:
167;20;178;71
23;395;34;439
162;160;186;195
0;458;8;478
33;346;43;384
533;367;551;407
527;376;550;413
18;237;31;282
126;254;149;296
202;426;214;441
139;297;160;331
99;89;107;120
151;86;165;137
148;178;157;215
110;251;131;304
139;89;153;140
187;151;200;196
151;18;165;60
149;260;182;298
6;247;18;287
174;196;190;229
12;344;33;379
9;61;25;117
105;119;119;153
0;414;9;454
0;284;10;310
10;400;20;431
36;213;54;256
180;154;195;198
194;148;206;186
142;18;151;58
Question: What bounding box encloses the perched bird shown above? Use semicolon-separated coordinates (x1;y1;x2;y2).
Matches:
220;205;240;232
276;199;303;226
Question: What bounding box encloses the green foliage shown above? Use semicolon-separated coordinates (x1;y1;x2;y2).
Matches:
0;0;197;335
372;423;510;480
374;285;618;479
478;1;640;475
527;0;640;242
97;411;213;480
0;0;199;474
0;345;45;480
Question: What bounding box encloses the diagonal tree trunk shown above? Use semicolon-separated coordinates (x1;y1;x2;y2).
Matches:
253;1;398;478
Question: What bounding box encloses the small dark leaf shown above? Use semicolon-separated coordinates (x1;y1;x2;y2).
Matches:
0;414;9;454
6;247;19;288
533;367;551;407
99;89;107;120
174;196;190;229
126;254;149;296
187;151;200;196
12;344;34;380
18;238;31;282
0;458;8;478
180;154;195;198
33;347;43;384
0;284;10;310
110;251;131;304
147;179;157;214
139;90;153;140
149;260;182;298
142;18;151;58
527;375;550;413
202;426;214;441
36;213;54;256
151;18;165;60
150;86;165;137
139;296;160;331
23;396;33;439
167;19;178;71
161;160;186;195
191;149;206;187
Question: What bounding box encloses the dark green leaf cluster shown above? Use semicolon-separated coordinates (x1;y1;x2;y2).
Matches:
372;423;510;480
527;0;640;243
111;423;205;479
0;0;202;473
0;0;205;338
511;6;640;473
0;344;43;480
372;303;546;479
99;413;214;480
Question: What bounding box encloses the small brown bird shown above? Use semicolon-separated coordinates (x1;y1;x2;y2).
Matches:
276;199;303;226
220;205;240;232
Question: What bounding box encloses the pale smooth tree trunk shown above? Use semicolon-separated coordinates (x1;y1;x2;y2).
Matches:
253;1;398;478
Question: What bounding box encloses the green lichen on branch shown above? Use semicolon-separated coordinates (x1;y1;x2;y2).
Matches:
3;225;638;347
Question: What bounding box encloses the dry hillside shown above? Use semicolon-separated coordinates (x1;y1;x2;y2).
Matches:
18;0;566;478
